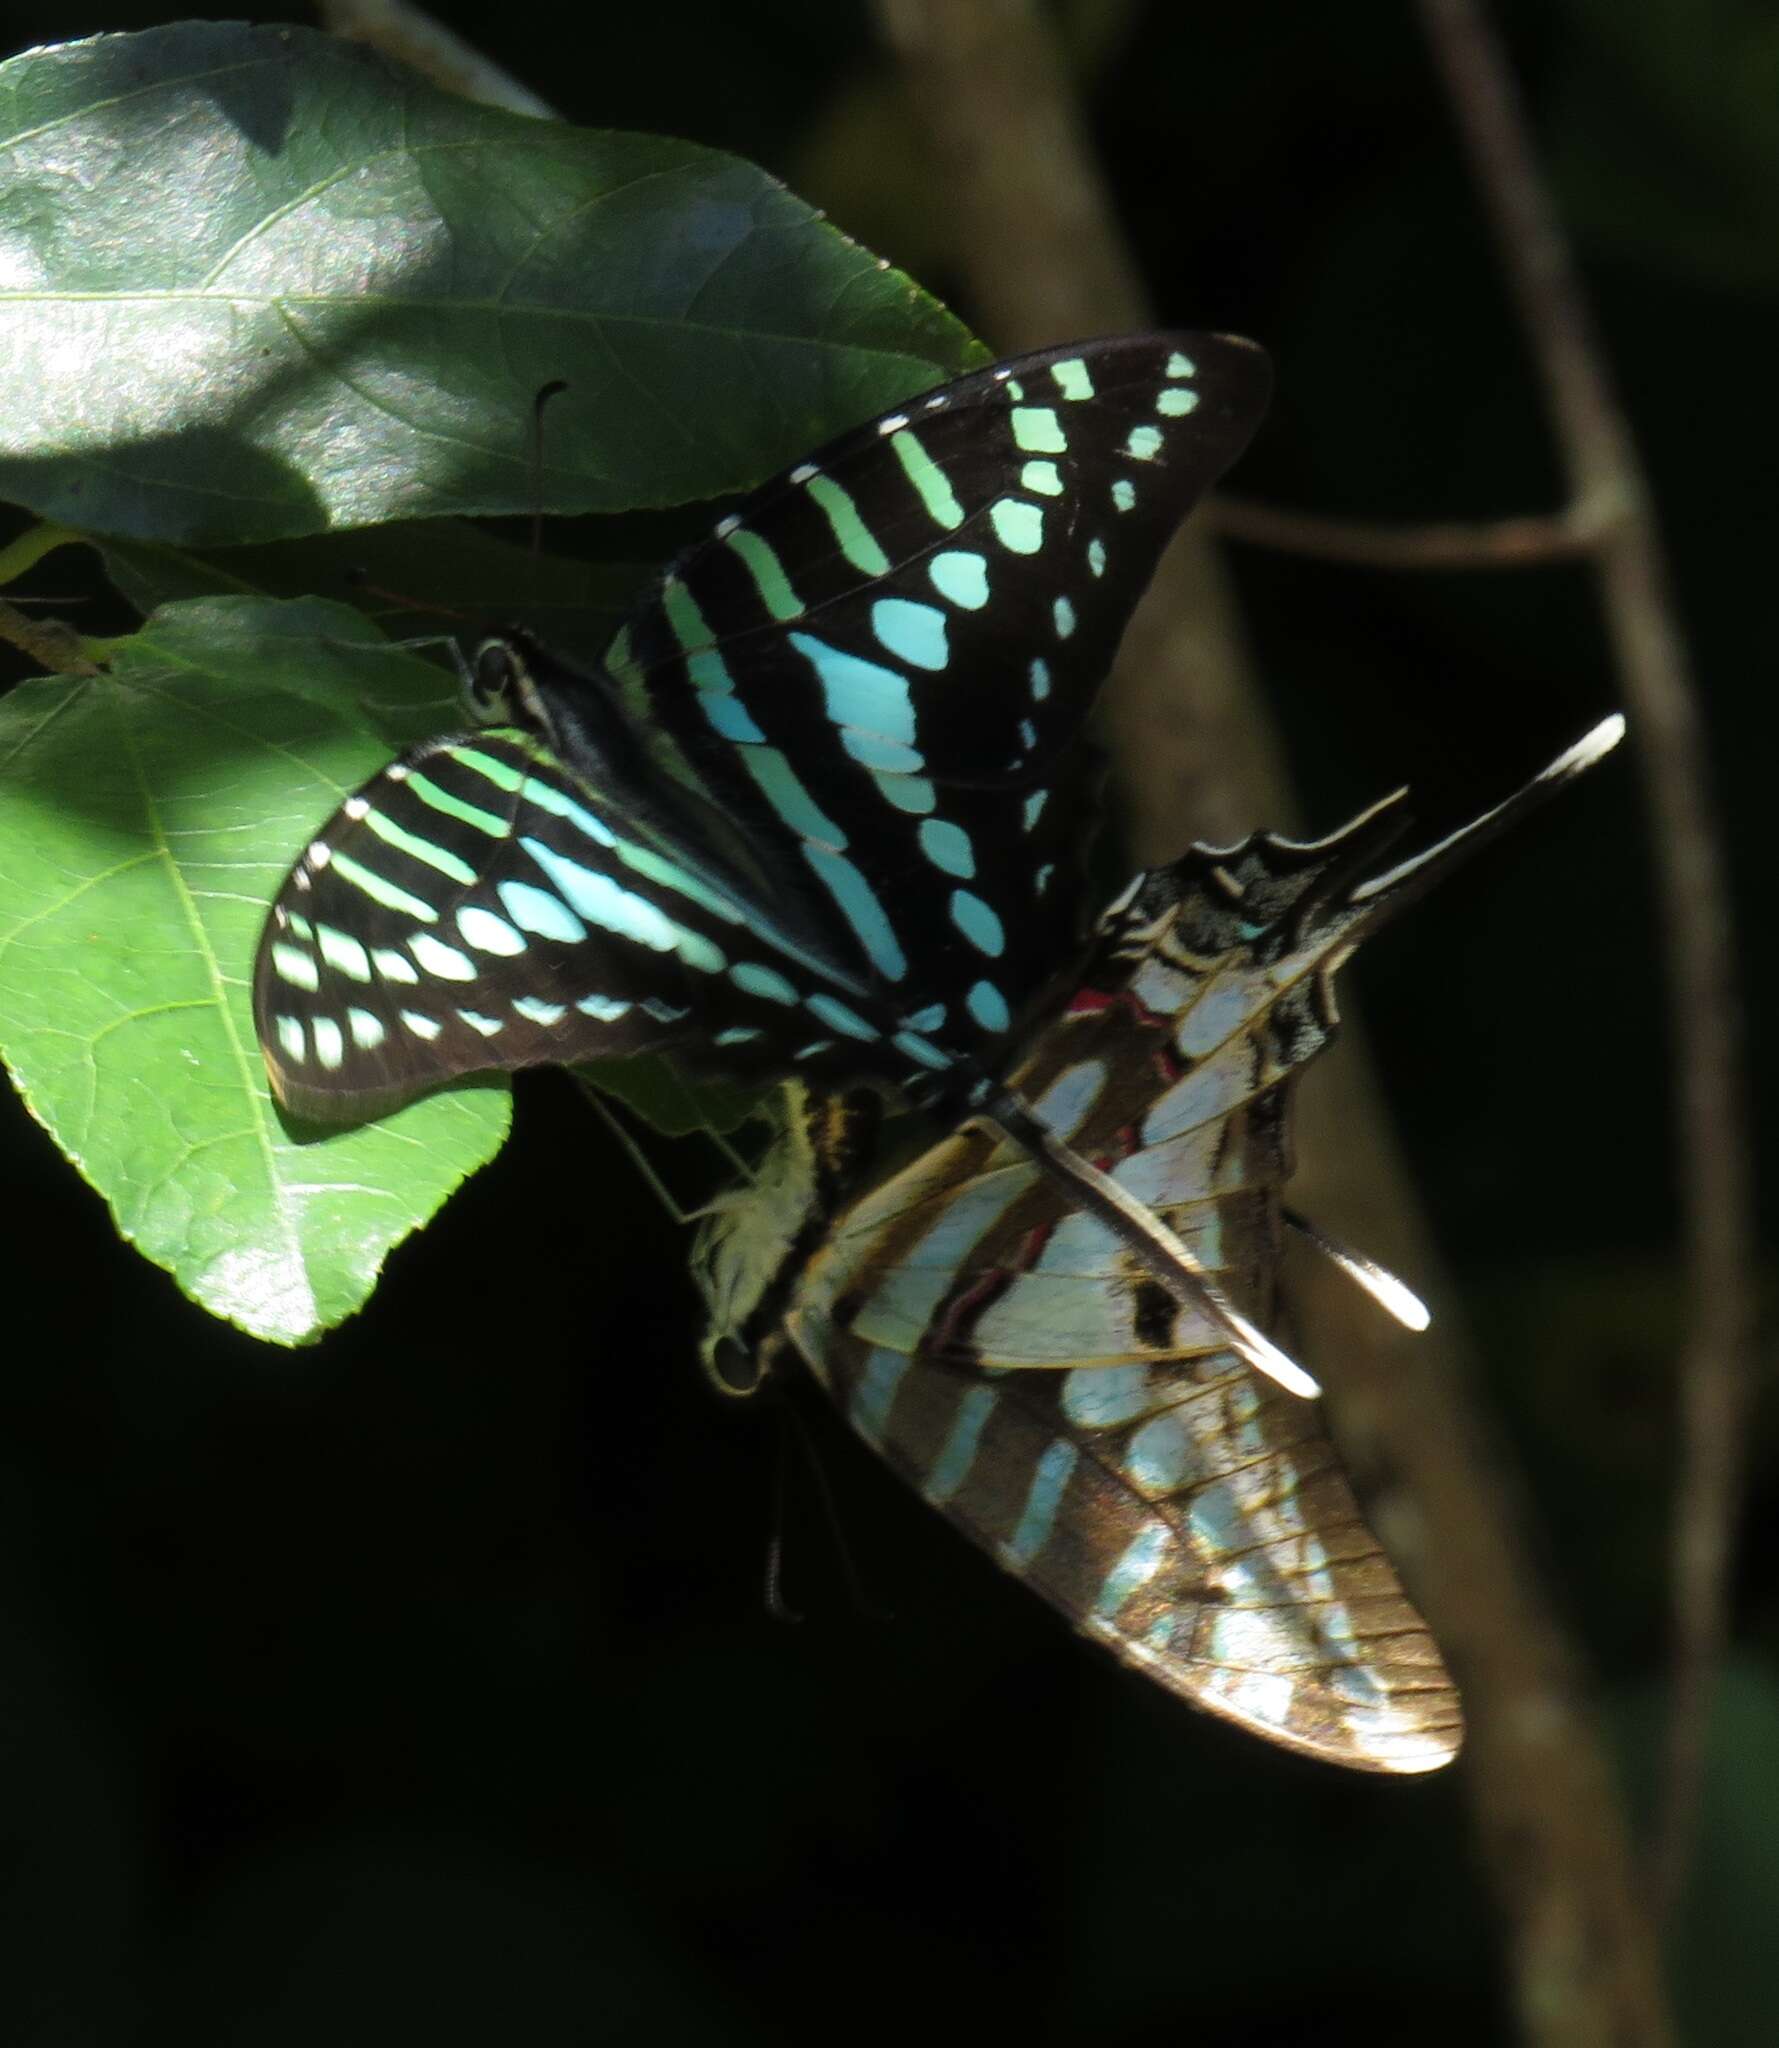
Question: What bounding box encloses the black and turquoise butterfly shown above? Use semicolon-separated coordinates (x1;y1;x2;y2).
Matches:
694;717;1622;1771
255;333;1297;1379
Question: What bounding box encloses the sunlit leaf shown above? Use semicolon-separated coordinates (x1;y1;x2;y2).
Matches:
0;596;511;1342
0;22;980;545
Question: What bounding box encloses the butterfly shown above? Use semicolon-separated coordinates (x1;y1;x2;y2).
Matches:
693;717;1623;1771
255;332;1307;1386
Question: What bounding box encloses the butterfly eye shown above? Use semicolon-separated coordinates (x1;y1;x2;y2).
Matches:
468;640;519;721
707;1335;766;1398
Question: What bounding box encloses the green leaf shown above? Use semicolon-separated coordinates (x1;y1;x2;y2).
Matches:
0;596;511;1343
1615;1656;1779;2047
0;23;980;546
1553;0;1779;288
577;1056;769;1141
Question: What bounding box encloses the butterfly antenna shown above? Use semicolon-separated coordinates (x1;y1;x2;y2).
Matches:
978;1082;1322;1399
1283;1209;1432;1332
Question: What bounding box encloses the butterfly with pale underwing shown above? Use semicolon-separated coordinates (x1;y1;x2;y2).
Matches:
692;717;1622;1771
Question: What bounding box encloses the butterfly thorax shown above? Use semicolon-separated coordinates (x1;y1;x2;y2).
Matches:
693;1082;887;1394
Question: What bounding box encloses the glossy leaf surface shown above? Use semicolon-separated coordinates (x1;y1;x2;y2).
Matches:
0;597;512;1341
0;23;979;544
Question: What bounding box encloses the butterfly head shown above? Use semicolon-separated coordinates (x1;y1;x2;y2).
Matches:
690;1103;817;1397
466;630;556;739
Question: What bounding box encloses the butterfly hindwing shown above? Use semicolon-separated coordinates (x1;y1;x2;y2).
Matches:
744;723;1623;1764
800;1326;1460;1772
747;810;1466;1772
253;729;897;1121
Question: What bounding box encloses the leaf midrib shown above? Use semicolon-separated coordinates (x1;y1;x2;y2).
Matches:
114;682;313;1321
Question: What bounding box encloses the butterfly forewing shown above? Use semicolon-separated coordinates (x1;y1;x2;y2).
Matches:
256;331;1271;1122
603;332;1271;1061
762;810;1464;1772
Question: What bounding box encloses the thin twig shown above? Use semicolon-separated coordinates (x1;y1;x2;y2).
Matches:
1207;495;1602;570
1417;0;1753;1920
869;1;1673;2039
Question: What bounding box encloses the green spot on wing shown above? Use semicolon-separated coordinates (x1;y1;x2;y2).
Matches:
804;474;891;575
453;745;529;795
405;771;510;840
330;852;440;922
359;804;479;886
1011;407;1067;454
888;430;965;530
723;527;804;621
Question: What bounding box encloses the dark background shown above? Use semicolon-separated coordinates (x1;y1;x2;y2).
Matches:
0;2;1773;2041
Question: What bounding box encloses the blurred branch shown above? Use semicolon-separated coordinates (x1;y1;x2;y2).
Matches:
1208;496;1599;569
1417;0;1753;1921
868;0;1673;2040
867;0;1294;851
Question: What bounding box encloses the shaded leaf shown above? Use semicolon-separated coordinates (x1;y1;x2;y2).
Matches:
577;1056;767;1142
1616;1656;1779;2047
0;596;511;1342
98;521;648;665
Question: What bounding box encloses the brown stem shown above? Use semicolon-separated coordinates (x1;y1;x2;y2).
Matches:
869;0;1296;848
0;599;102;677
1417;0;1753;1922
1208;496;1601;569
870;0;1675;2038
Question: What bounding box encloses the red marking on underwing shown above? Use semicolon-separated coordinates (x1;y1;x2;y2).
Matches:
1066;985;1170;1031
1015;1219;1054;1271
1151;1041;1186;1085
930;1267;1014;1355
